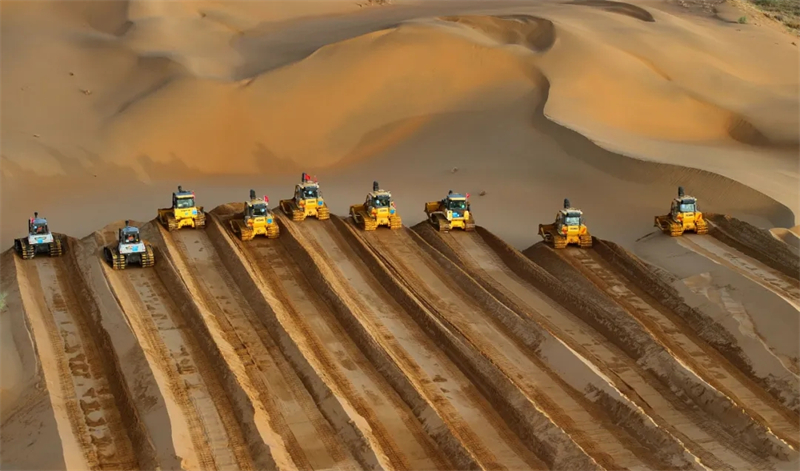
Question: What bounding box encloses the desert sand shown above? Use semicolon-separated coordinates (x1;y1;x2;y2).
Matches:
2;0;799;470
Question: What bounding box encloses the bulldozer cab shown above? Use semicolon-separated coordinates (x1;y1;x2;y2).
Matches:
445;195;468;211
673;197;697;215
249;202;268;217
119;224;141;245
173;187;196;209
368;192;392;209
28;213;49;235
295;173;321;201
300;185;319;199
556;209;584;234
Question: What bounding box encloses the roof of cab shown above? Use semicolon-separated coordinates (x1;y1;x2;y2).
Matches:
448;193;467;200
560;208;583;215
31;217;48;225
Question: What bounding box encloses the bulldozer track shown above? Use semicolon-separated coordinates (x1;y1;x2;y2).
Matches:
163;224;360;471
232;222;451;471
360;227;663;471
677;236;800;311
425;228;791;471
15;256;138;470
297;217;548;470
101;260;253;471
559;247;800;449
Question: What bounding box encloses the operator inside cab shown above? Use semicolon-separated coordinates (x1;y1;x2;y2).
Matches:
373;195;391;208
126;234;135;243
448;199;467;211
33;224;45;234
177;198;194;209
252;204;267;217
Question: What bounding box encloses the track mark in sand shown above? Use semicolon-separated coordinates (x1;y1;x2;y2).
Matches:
561;248;800;449
301;219;547;470
683;272;800;377
678;236;800;311
363;229;652;471
167;228;360;471
437;230;778;471
244;236;450;471
18;257;137;471
103;264;253;471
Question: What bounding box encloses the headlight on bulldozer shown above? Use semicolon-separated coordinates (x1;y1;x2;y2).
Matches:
390;208;396;214
267;217;273;224
318;199;323;206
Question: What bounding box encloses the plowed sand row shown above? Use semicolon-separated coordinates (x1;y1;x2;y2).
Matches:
360;225;660;471
159;224;361;471
10;209;800;471
286;215;549;470
419;225;791;471
101;254;253;471
14;255;138;471
559;247;800;449
213;210;451;471
677;236;800;311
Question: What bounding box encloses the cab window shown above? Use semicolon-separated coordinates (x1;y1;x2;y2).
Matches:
447;199;467;210
564;215;581;226
303;188;318;199
373;195;391;208
176;197;195;209
251;205;267;217
679;203;696;213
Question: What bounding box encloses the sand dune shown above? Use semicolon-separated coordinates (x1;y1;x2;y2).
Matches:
2;0;797;250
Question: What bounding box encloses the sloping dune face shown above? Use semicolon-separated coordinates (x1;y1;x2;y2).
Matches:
1;0;797;251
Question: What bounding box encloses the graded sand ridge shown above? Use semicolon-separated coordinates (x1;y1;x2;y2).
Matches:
3;203;799;470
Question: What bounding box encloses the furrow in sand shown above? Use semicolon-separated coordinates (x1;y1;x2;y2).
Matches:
292;216;548;470
14;255;139;471
161;224;360;471
361;226;656;471
558;246;800;449
101;252;254;471
224;215;451;471
418;225;794;471
677;235;800;311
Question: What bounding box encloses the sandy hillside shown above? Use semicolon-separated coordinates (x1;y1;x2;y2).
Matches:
2;0;799;470
1;0;798;249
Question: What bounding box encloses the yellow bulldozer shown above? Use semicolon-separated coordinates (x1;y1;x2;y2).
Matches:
157;185;206;231
280;172;330;222
654;186;708;236
425;190;475;232
350;181;402;231
539;198;593;249
230;190;280;241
